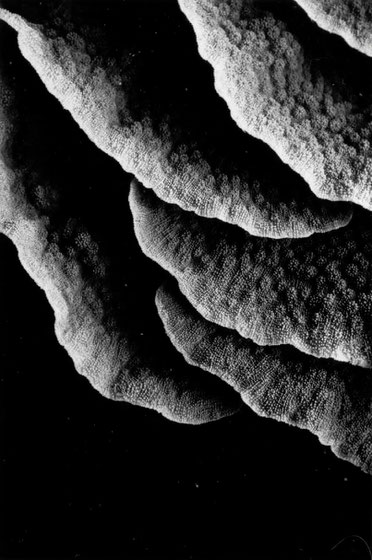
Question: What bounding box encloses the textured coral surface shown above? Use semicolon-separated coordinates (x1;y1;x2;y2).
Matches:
179;0;372;210
1;0;372;475
0;4;352;239
0;22;241;423
130;181;372;368
294;0;372;57
156;281;372;472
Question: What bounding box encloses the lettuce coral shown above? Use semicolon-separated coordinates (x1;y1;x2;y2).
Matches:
0;23;241;423
178;0;372;210
0;0;372;474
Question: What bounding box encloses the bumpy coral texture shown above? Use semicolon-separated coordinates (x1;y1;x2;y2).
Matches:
156;281;372;473
294;0;372;57
178;0;372;210
130;182;372;369
0;6;352;239
1;0;372;474
0;24;241;424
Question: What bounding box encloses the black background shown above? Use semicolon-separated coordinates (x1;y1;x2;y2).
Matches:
0;0;372;559
1;233;371;560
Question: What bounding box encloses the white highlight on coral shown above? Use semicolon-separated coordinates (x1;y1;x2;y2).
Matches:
0;7;352;239
294;0;372;58
178;0;372;210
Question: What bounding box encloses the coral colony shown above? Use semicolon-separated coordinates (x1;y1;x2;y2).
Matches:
1;0;372;473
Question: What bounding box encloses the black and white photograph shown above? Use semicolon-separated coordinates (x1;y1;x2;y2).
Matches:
0;1;372;558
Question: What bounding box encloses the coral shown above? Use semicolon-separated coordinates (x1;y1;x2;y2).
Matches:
0;6;352;239
0;0;372;474
156;281;372;474
178;0;372;210
130;180;372;368
0;23;241;423
294;0;372;57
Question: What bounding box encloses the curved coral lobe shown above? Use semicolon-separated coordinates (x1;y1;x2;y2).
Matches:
0;22;241;423
0;3;352;239
178;0;372;211
130;180;372;369
294;0;372;57
156;281;372;474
